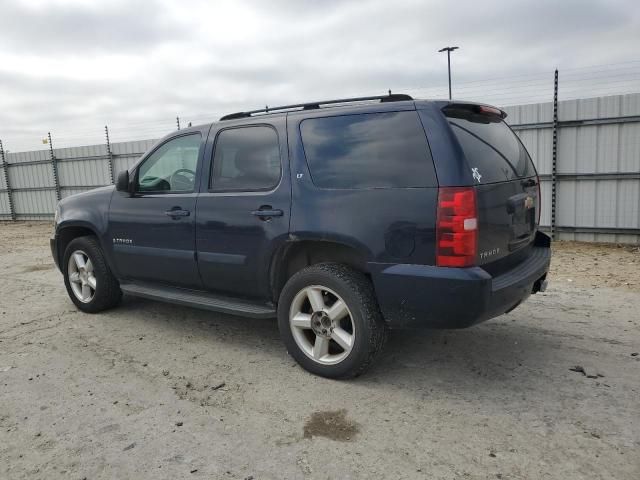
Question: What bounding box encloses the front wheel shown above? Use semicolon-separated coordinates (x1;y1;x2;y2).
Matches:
63;236;122;313
277;263;387;379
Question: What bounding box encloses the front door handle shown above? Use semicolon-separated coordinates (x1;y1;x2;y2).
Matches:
165;208;190;218
251;207;283;220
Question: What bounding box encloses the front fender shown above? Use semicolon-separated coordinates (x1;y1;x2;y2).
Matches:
54;186;116;271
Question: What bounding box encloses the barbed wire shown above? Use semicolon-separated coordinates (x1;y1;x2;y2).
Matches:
2;60;639;153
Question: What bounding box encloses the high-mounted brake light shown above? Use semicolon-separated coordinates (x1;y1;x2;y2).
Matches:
436;187;478;267
478;105;505;117
442;103;507;120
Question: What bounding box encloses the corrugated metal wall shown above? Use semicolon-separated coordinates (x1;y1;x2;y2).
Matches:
0;139;157;221
1;93;639;244
504;92;640;243
0;160;11;217
111;139;156;174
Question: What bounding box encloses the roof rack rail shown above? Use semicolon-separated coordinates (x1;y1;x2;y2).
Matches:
219;93;413;121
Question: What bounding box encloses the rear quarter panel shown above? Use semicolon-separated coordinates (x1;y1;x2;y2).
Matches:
287;106;438;266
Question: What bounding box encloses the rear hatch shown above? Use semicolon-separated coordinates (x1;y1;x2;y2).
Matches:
443;104;540;274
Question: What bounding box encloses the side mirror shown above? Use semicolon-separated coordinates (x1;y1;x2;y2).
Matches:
116;170;131;194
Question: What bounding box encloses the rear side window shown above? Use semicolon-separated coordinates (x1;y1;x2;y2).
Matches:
446;113;536;184
300;111;436;189
210;126;281;191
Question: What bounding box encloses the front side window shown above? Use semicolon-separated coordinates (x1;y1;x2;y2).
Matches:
210;126;281;191
136;134;201;192
300;111;437;189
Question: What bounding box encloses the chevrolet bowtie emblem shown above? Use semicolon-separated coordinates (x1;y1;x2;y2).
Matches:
524;196;534;209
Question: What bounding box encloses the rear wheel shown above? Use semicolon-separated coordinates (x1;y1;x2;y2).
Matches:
278;263;387;379
63;236;122;313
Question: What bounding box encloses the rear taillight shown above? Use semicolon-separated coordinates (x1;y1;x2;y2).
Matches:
436;187;478;267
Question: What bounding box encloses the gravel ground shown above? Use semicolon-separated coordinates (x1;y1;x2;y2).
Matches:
1;222;639;480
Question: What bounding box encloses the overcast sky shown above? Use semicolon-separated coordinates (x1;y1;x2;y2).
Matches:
1;0;640;151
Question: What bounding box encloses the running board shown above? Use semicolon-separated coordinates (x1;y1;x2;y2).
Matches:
120;282;276;319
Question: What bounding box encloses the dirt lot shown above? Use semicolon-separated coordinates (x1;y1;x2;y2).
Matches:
1;222;639;480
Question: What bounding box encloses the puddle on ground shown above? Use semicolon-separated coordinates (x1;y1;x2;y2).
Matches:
303;409;359;442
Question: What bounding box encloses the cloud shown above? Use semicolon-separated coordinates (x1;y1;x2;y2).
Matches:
0;0;639;151
0;0;180;54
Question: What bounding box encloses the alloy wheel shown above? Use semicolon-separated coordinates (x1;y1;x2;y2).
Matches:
289;285;355;365
67;250;97;303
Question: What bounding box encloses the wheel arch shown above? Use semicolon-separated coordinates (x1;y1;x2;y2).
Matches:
56;222;101;270
270;237;371;302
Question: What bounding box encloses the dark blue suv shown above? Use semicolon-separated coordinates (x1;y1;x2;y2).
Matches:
51;94;551;378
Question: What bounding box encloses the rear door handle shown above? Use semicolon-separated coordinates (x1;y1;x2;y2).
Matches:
251;208;283;219
165;208;190;218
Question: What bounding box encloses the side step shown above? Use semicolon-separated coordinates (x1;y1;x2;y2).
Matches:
120;282;276;319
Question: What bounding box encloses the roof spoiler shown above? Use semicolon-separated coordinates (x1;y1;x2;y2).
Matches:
442;103;507;120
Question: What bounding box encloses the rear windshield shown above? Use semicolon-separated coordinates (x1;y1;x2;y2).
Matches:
300;111;437;189
446;111;536;184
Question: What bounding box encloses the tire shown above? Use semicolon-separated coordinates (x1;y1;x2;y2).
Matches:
277;263;387;379
62;235;122;313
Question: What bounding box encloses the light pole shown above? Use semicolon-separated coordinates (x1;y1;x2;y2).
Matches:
438;46;459;99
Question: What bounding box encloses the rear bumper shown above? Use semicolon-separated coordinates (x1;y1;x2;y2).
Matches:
370;231;551;329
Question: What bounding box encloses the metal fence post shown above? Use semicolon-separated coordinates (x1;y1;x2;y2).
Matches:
0;139;16;220
48;132;61;201
105;125;115;184
551;69;559;240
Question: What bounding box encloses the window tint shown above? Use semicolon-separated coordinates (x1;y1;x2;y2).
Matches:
210;126;281;191
137;134;201;192
448;117;536;184
300;111;436;189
